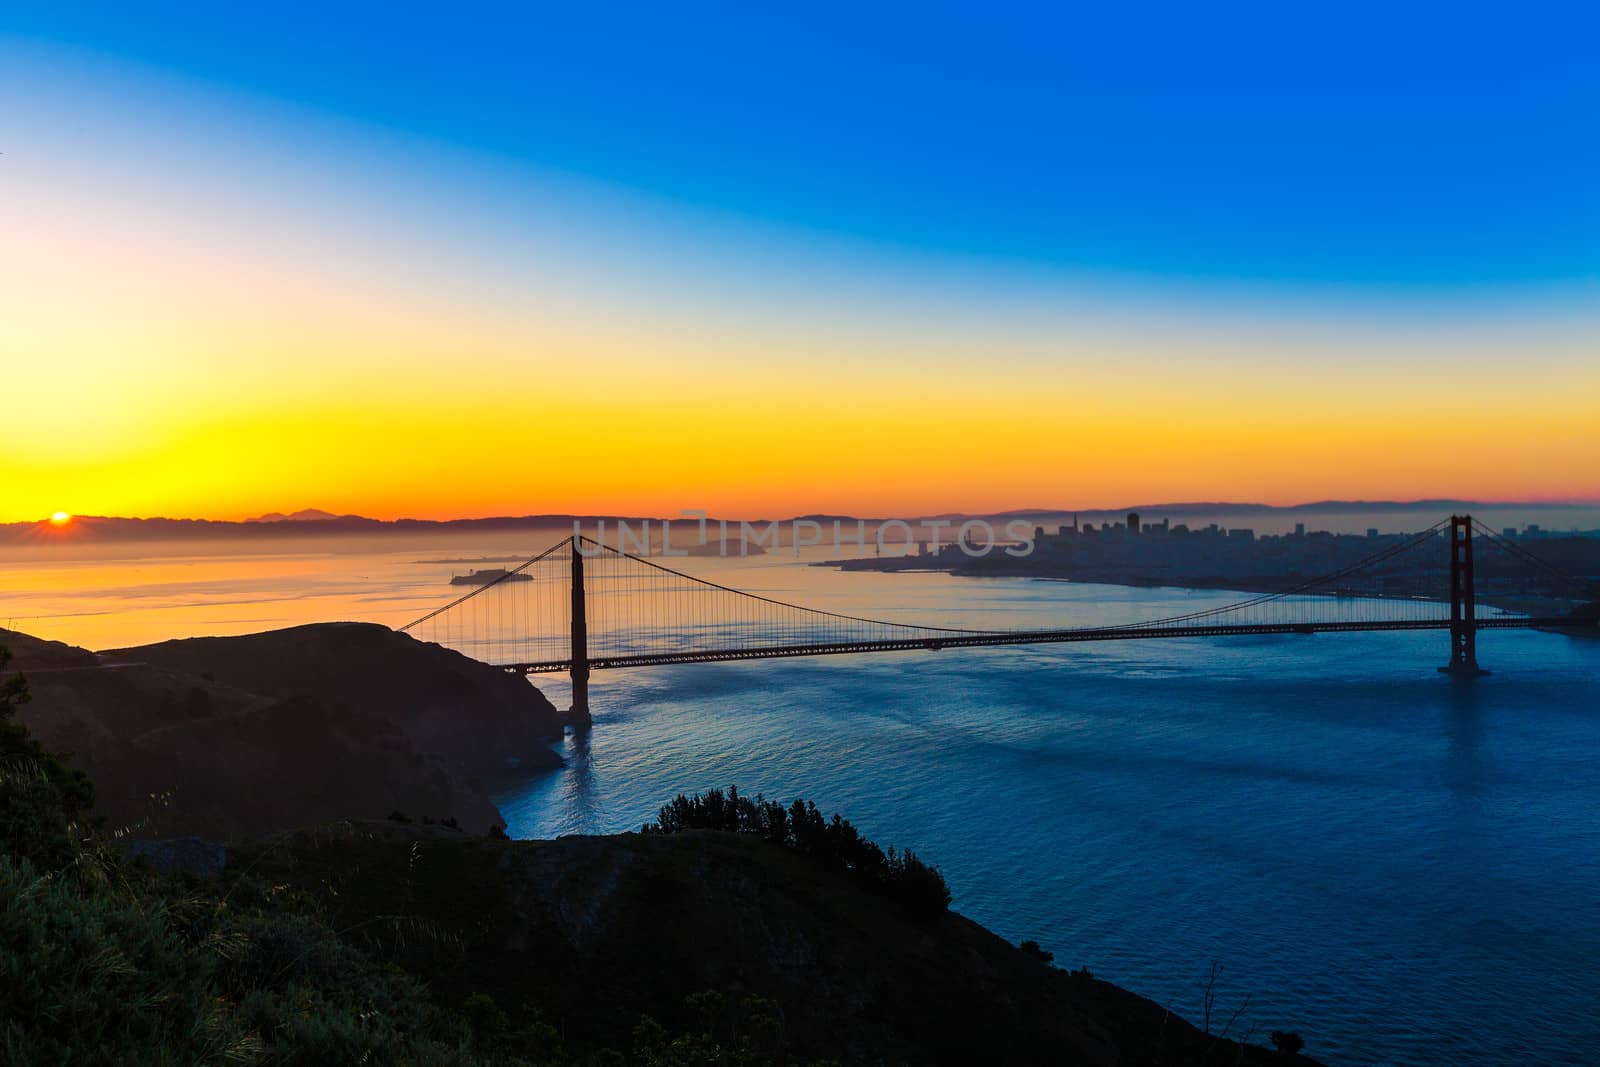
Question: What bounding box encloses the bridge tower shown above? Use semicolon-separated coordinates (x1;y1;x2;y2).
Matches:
1439;515;1487;677
570;535;591;715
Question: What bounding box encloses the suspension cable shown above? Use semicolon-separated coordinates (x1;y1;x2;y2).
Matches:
400;536;573;632
573;535;1002;635
1470;519;1590;591
1102;518;1451;631
406;517;1464;648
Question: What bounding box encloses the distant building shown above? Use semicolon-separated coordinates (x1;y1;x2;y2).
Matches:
1294;522;1305;537
1367;528;1379;539
1503;528;1518;539
1228;528;1255;541
1127;512;1141;533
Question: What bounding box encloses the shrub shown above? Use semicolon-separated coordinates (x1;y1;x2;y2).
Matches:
0;647;883;1066
0;647;95;871
644;787;952;920
1019;939;1054;965
1270;1030;1306;1056
0;854;260;1064
0;645;456;1065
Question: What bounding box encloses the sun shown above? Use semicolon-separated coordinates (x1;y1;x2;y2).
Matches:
49;511;71;526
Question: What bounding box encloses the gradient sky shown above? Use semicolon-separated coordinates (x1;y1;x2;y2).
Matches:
2;3;1597;522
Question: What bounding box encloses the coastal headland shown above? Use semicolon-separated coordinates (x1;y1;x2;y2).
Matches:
0;621;1319;1064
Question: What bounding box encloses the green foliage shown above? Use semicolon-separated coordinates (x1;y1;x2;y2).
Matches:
0;646;95;871
0;671;842;1066
0;646;441;1064
0;762;82;873
0;854;259;1065
624;989;839;1067
644;786;952;920
0;648;94;813
0;645;994;1065
451;992;564;1064
0;838;470;1066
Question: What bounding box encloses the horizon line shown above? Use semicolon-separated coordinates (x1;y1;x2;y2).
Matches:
10;495;1600;531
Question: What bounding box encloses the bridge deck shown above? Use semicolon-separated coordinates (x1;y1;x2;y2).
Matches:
496;616;1586;674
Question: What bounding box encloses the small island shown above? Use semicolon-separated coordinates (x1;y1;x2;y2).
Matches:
451;567;535;586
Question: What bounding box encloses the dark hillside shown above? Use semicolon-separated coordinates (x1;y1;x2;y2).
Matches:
3;623;572;838
234;822;1318;1066
1;636;1319;1065
110;621;577;778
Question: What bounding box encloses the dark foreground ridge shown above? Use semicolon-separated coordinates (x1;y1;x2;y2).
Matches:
1;635;1320;1065
2;622;578;839
220;820;1317;1065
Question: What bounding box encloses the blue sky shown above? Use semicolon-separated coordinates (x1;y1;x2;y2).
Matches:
8;1;1598;286
3;3;1598;519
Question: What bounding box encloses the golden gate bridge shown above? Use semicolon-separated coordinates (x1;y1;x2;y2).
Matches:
401;515;1597;713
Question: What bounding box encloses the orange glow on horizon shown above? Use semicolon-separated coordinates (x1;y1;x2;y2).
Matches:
4;52;1599;527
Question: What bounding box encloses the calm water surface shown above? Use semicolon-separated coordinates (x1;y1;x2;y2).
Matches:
7;536;1598;1066
502;557;1600;1067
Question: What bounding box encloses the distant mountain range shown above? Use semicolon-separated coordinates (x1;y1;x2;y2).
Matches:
3;500;1595;545
246;508;351;522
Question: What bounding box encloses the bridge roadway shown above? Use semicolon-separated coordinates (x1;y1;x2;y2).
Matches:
498;615;1587;674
